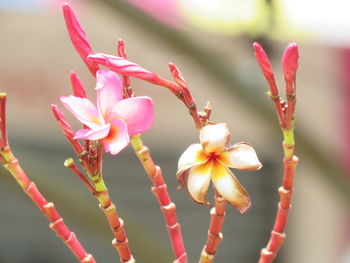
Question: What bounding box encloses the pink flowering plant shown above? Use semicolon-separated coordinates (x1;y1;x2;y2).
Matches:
0;2;300;263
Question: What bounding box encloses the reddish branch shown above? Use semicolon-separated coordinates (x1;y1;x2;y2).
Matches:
130;135;187;263
254;42;299;263
0;94;95;263
199;194;226;263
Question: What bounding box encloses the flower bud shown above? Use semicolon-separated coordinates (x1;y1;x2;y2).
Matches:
62;3;99;75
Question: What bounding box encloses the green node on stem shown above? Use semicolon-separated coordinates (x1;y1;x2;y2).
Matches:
130;134;143;151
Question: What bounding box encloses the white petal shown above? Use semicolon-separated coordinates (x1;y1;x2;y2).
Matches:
200;123;230;153
187;161;212;204
177;144;208;176
219;143;262;170
211;161;250;213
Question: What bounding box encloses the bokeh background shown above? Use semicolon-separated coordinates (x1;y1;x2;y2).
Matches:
0;0;350;262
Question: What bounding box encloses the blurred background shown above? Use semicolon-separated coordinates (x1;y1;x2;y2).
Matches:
0;0;350;262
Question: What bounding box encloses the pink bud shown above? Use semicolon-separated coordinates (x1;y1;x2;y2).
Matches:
253;42;279;96
88;53;160;84
282;42;299;87
168;63;188;89
117;39;131;90
70;71;87;98
51;104;84;154
62;3;99;75
117;39;128;59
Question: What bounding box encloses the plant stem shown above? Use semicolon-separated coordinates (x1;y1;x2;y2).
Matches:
258;128;298;263
89;172;135;263
199;194;226;263
0;145;96;263
130;134;187;263
0;94;95;262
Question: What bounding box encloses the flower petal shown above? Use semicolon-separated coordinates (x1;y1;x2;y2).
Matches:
74;124;110;141
187;161;212;204
176;144;208;186
218;143;262;171
102;118;129;155
96;69;123;119
110;96;154;136
211;161;251;213
200;123;230;153
61;96;103;129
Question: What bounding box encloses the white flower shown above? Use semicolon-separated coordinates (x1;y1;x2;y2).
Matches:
177;123;262;213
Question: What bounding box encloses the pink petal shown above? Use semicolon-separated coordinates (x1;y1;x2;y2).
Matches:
218;143;262;171
62;3;99;75
102;118;129;155
74;124;110;141
187;161;212;204
96;70;123;119
60;96;103;129
200;123;230;154
110;96;154;136
211;161;251;213
176;144;208;187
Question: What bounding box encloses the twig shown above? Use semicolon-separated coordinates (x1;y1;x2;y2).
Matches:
199;194;226;263
0;94;95;263
130;135;187;263
254;43;299;263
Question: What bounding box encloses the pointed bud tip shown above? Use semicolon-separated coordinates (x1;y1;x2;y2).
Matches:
282;42;299;82
252;42;262;52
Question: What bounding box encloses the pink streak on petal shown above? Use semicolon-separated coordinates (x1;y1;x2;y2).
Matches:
60;95;102;129
74;124;110;140
96;69;123;119
111;96;154;136
62;3;99;75
70;71;87;98
102;118;129;155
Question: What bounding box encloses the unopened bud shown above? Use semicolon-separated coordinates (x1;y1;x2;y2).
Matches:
88;53;159;83
282;42;299;87
70;71;87;98
169;63;188;88
62;3;99;75
253;42;279;96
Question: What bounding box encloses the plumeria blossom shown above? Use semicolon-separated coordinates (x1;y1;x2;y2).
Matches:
61;69;154;155
177;123;262;213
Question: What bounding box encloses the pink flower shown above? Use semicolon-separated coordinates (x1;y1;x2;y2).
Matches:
61;69;154;155
177;123;262;213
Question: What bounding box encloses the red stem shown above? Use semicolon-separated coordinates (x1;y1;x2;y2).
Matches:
1;95;95;262
199;195;226;263
130;135;187;263
1;146;95;263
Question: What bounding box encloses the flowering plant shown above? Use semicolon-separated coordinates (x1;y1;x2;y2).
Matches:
0;3;299;263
